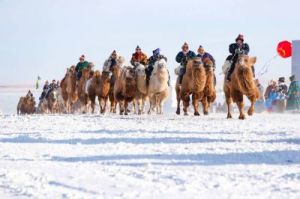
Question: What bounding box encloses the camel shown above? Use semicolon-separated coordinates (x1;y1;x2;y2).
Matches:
179;57;207;116
201;58;217;115
148;59;169;114
224;55;259;119
175;67;182;115
109;56;125;113
61;66;77;113
77;67;92;113
114;66;136;115
47;88;65;114
88;70;111;114
37;98;49;114
17;90;36;114
134;63;148;114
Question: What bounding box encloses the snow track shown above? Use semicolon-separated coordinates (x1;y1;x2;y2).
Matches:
0;113;299;198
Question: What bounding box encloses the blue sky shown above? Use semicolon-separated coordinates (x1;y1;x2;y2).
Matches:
0;0;299;85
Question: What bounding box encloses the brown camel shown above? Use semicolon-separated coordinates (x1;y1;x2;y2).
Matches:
88;70;111;114
17;90;36;114
201;58;216;115
61;66;77;113
47;88;65;114
224;55;259;119
109;56;125;113
77;67;92;113
114;66;136;115
179;57;207;115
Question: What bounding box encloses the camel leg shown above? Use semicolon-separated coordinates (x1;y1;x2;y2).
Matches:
176;98;181;115
124;101;129;115
119;100;124;115
103;97;108;114
91;96;95;114
247;95;256;116
176;84;181;115
99;97;104;114
224;88;232;119
192;94;200;116
137;99;142;115
141;98;145;114
201;97;209;115
233;91;245;120
182;94;190;116
148;96;154;114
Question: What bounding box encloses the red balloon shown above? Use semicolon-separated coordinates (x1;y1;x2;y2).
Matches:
277;40;292;58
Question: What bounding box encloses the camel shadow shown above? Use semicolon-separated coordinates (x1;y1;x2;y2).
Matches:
51;150;300;166
0;134;235;145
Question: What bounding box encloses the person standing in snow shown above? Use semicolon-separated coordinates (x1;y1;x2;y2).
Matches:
286;75;300;111
146;48;168;86
276;77;288;96
130;46;148;67
175;42;196;85
226;34;255;81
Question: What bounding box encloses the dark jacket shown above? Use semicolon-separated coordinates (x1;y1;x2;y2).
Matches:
75;61;89;72
229;43;250;55
197;52;215;66
148;55;167;68
175;51;196;67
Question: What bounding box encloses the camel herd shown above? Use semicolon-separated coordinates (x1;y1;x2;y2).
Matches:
17;54;259;119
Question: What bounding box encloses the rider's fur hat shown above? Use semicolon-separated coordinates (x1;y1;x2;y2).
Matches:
278;77;285;82
79;55;85;60
235;34;244;42
182;42;189;49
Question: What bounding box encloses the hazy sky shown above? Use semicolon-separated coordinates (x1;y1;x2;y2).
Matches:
0;0;299;85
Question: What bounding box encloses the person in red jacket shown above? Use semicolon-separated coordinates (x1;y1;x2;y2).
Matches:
130;46;148;67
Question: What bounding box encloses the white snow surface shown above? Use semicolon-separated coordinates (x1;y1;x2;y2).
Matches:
0;113;300;199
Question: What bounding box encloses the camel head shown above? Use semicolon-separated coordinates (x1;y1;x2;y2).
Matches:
81;68;90;80
125;67;135;80
70;65;76;73
101;71;111;84
116;56;125;67
93;70;101;84
203;58;214;72
135;63;146;77
87;62;95;71
153;59;168;75
112;64;122;78
26;90;33;99
191;57;204;70
237;55;256;74
66;66;76;77
49;88;59;102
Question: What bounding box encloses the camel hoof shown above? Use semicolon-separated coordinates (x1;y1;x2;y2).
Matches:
184;112;188;116
176;109;180;115
248;109;254;116
227;114;232;119
194;112;200;116
125;112;128;115
204;111;209;115
239;114;246;120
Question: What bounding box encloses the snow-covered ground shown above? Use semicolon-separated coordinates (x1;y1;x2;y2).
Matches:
0;113;299;198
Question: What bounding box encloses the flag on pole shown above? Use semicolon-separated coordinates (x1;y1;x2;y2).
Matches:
36;76;41;89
